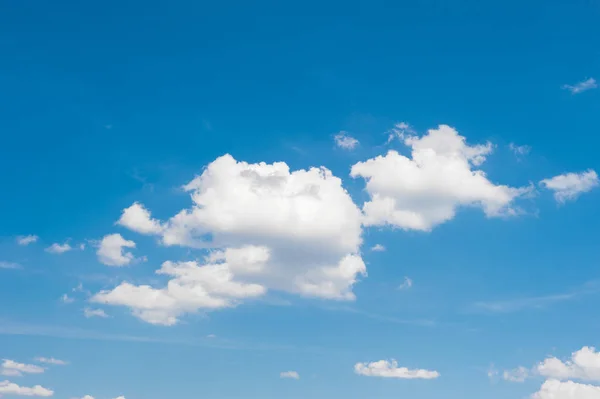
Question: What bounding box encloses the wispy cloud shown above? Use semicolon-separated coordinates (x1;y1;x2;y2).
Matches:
370;244;386;252
398;277;413;291
83;308;109;319
0;261;21;270
562;78;597;94
320;305;435;327
333;131;359;150
508;143;531;158
280;371;300;379
0;319;332;354
16;235;38;246
472;293;576;313
34;357;68;366
385;122;415;144
470;281;600;314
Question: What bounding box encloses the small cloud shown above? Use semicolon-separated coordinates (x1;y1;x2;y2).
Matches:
0;380;53;397
502;366;529;383
79;243;86;251
540;169;599;203
34;357;68;366
0;261;21;270
72;283;85;293
45;242;72;254
562;78;597;94
334;131;359;150
60;294;74;304
280;371;300;380
16;235;38;246
386;122;415;143
0;359;45;377
508;143;531;158
354;359;439;379
206;334;217;339
96;234;139;267
84;308;109;318
370;244;386;252
398;277;413;290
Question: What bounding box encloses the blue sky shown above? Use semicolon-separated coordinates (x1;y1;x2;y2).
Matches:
1;1;600;398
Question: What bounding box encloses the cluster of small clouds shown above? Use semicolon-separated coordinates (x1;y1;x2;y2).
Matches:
0;357;68;397
0;356;127;398
14;235;86;254
278;358;440;382
4;120;599;397
496;346;600;398
5;124;598;327
33;123;590;327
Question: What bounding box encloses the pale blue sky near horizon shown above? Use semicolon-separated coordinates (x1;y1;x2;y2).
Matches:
1;1;599;398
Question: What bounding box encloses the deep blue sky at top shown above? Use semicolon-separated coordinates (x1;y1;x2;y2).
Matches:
1;0;598;238
0;1;599;399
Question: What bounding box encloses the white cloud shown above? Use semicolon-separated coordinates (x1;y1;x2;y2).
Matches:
0;360;44;377
509;143;531;157
17;235;38;246
370;244;386;252
109;154;366;324
386;122;415;143
398;277;413;290
117;202;164;235
34;358;67;366
351;124;530;231
334;131;359;150
540;170;599;203
0;261;21;270
78;396;95;399
83;308;109;319
0;381;53;397
503;366;530;382
60;294;74;304
280;371;300;379
92;258;267;325
532;379;600;399
536;347;600;382
562;78;598;94
45;242;72;254
96;234;138;267
354;359;440;379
